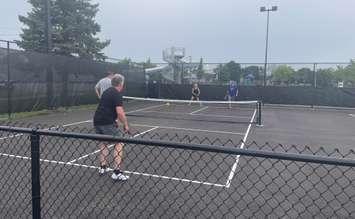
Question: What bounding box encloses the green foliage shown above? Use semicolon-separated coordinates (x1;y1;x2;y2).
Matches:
214;64;223;82
316;68;335;87
218;61;241;83
18;0;110;60
271;65;295;84
196;58;204;80
218;63;230;82
333;61;355;86
242;66;262;81
294;68;314;84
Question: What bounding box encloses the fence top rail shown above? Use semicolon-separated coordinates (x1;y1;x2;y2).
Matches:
148;62;351;65
1;125;355;167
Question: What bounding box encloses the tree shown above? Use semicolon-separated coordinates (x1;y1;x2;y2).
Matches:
217;64;229;82
214;64;224;83
333;61;355;86
316;68;335;87
294;68;314;85
271;65;295;84
196;58;204;80
218;61;241;83
18;0;110;60
229;61;242;82
242;66;262;84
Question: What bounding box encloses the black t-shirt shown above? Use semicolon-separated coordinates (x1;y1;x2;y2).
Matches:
94;87;123;126
192;88;199;96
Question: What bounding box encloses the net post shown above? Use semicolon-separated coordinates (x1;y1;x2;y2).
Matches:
30;129;41;219
257;100;263;127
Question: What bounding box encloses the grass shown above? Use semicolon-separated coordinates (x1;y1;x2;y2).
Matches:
0;104;97;121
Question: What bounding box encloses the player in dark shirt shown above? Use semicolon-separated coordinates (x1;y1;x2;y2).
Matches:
94;74;130;181
189;83;202;106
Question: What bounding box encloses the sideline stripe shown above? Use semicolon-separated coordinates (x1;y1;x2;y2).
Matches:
126;104;166;114
0;152;226;188
68;126;159;163
63;120;92;127
131;123;244;136
0;120;91;141
190;106;209;115
142;110;251;119
225;108;257;188
0;104;164;141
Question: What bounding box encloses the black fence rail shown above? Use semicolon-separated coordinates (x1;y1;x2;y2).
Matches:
0;124;355;218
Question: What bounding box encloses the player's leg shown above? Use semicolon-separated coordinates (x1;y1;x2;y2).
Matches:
189;95;195;105
228;95;232;109
102;124;129;181
112;142;129;181
196;97;202;106
99;143;109;168
113;143;123;170
95;125;110;174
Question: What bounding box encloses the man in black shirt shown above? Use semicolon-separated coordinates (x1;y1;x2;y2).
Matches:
94;74;130;181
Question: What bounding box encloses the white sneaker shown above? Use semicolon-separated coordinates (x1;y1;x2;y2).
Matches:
111;172;130;181
99;167;109;175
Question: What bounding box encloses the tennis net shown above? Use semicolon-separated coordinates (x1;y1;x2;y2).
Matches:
123;96;262;125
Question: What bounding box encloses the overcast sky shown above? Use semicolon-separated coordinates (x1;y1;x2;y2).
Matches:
1;0;354;63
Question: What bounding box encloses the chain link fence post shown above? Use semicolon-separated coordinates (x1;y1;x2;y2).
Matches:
30;129;41;219
311;63;317;108
6;41;12;119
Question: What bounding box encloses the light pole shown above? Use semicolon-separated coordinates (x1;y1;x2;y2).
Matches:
260;6;277;86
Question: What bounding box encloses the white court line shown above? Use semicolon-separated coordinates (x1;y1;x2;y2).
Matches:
190;106;209;115
225;108;257;188
142;110;251;119
126;104;166;114
56;105;167;128
192;113;250;119
0;104;164;141
131;123;244;136
69;126;159;163
0;152;226;188
62;120;92;127
0;120;92;141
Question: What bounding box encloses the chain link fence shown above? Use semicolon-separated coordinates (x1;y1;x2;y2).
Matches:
0;122;354;218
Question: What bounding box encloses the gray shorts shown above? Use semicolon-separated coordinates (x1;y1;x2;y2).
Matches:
94;124;121;137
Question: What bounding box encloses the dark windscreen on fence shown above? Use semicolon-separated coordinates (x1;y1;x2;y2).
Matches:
0;47;146;114
1;47;355;116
